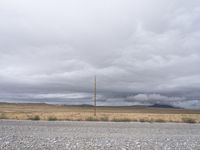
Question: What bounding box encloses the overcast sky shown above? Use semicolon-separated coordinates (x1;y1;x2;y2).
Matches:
0;0;200;108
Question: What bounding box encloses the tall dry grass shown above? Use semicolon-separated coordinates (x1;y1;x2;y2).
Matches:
0;103;200;123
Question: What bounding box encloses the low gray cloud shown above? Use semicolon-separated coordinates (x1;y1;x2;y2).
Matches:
0;0;200;108
126;94;184;104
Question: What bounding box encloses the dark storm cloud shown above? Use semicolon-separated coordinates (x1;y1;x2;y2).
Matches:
0;0;200;108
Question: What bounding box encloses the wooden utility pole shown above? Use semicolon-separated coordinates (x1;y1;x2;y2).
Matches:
94;76;96;116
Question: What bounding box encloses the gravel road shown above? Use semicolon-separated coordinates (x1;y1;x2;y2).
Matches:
0;120;200;150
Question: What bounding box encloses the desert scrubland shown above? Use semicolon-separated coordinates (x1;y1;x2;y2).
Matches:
0;103;200;123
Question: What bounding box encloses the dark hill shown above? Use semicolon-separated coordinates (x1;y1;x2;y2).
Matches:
149;104;180;109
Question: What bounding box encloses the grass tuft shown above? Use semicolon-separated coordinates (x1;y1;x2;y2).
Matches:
100;116;109;121
0;113;8;119
154;119;166;123
85;116;99;121
182;117;196;123
139;118;146;122
111;118;131;122
48;116;58;121
28;115;40;121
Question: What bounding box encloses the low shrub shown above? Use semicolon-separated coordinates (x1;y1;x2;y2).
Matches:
111;118;131;122
48;116;57;121
139;118;146;122
0;113;8;119
139;118;155;123
75;118;83;121
182;117;196;123
85;116;99;121
100;116;109;121
28;115;40;120
154;119;166;123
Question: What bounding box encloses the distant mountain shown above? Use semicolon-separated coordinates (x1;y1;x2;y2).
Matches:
63;104;93;107
149;104;179;109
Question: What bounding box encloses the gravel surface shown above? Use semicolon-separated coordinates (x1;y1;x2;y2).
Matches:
0;120;200;150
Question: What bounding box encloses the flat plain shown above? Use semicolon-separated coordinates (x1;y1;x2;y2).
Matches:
0;103;200;123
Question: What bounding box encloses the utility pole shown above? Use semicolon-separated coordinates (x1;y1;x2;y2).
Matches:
94;76;96;116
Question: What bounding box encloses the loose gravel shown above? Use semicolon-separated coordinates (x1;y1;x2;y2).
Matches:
0;120;200;149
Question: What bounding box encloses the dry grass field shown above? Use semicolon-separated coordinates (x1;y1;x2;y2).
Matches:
0;103;200;123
